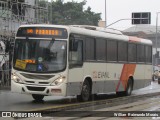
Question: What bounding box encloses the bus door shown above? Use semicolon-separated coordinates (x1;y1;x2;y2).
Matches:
67;35;84;96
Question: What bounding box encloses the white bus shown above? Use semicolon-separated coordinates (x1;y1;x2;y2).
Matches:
11;24;152;101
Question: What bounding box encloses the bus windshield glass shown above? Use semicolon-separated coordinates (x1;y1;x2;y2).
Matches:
13;39;67;73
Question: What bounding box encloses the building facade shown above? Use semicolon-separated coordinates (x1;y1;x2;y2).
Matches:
0;0;48;88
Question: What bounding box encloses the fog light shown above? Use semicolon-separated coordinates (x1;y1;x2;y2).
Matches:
51;89;61;93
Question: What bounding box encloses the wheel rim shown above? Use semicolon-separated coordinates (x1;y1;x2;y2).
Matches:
128;84;131;94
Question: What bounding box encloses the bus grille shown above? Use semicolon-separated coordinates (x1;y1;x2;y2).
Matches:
26;86;46;91
20;73;54;80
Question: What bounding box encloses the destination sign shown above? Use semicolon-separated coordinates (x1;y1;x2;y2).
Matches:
17;27;68;39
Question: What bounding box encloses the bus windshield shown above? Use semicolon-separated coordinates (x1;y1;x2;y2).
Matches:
13;39;67;73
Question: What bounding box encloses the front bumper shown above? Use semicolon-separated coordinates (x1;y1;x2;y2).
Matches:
11;80;66;96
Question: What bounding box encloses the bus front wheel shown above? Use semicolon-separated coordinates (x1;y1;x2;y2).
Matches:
158;78;160;84
32;94;44;101
77;80;91;102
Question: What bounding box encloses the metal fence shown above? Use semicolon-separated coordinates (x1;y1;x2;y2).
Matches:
0;61;11;89
0;70;11;88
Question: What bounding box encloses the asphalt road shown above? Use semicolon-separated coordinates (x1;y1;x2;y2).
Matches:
0;81;159;112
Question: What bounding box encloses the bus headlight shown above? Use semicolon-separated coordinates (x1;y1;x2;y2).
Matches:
51;76;66;86
11;73;24;83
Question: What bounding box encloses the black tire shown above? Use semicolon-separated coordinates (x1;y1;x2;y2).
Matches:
116;91;124;96
92;94;98;100
158;79;160;84
152;75;155;81
32;94;44;101
124;78;133;96
77;80;91;102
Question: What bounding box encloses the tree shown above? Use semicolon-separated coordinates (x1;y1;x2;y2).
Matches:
38;0;101;26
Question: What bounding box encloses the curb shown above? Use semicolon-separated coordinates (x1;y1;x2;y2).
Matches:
0;86;11;91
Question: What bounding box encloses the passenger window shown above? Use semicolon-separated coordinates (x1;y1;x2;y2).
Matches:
96;38;106;61
85;37;95;60
145;46;152;63
107;40;117;61
128;43;136;62
137;44;145;62
118;41;127;62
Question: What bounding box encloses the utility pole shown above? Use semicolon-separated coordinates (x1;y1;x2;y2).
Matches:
155;12;160;55
105;0;107;27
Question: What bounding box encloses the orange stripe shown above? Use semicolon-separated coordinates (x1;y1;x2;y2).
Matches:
116;64;136;91
129;36;141;43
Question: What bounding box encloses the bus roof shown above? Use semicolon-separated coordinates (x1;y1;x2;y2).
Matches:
18;24;152;45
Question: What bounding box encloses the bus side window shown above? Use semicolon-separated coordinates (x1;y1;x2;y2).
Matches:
69;36;83;67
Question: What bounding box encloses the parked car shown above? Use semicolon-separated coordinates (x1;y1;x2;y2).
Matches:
152;70;160;84
152;70;158;81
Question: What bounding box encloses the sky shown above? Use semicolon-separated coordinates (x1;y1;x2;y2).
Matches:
48;0;160;31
